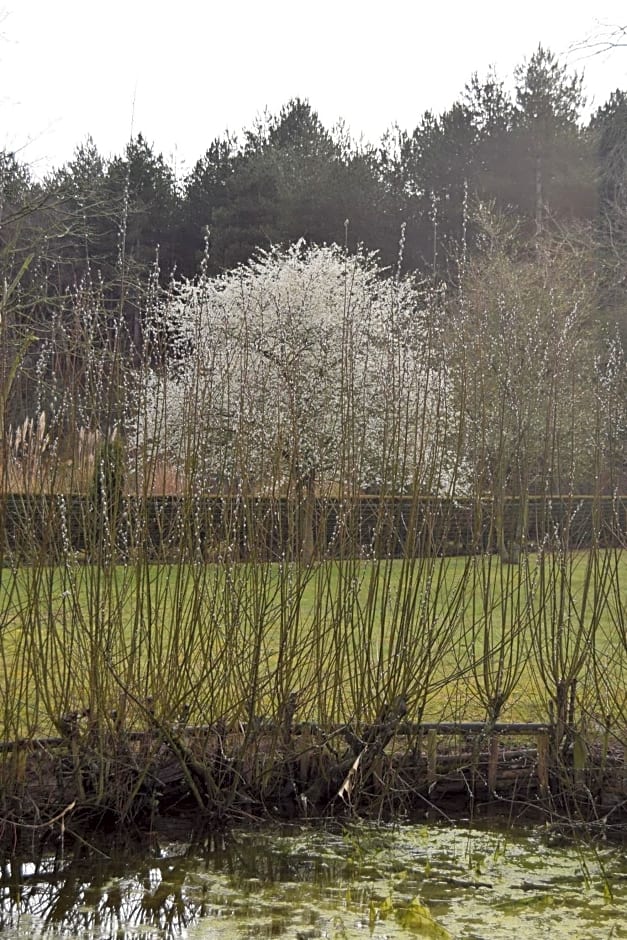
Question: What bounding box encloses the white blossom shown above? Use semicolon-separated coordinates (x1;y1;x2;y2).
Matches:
137;243;457;495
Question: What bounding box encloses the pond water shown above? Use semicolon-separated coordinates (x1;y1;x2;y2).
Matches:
0;821;625;939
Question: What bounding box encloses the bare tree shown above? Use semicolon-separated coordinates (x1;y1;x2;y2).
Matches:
569;21;627;58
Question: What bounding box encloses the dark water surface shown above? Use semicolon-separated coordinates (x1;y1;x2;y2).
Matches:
1;821;625;939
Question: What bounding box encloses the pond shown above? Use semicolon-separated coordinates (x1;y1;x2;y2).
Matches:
1;820;625;939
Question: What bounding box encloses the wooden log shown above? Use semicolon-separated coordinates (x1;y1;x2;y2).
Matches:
403;721;550;735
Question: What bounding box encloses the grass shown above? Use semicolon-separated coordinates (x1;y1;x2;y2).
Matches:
0;549;624;739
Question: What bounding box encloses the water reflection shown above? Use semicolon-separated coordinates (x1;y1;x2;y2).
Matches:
1;844;197;938
0;822;625;939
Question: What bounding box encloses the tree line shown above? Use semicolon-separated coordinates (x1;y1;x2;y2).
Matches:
1;47;625;302
0;45;625;498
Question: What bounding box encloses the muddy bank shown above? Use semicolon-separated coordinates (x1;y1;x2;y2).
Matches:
1;715;625;848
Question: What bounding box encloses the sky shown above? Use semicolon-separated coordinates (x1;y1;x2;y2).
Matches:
1;0;626;178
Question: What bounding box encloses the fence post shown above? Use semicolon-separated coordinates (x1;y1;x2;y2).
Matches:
536;732;549;796
488;736;499;792
427;729;438;788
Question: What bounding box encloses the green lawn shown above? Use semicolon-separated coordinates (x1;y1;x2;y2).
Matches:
0;549;624;738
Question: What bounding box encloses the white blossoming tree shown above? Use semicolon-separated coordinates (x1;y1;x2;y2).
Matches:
137;242;455;555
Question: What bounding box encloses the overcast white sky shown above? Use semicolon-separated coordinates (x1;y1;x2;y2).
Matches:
1;1;626;178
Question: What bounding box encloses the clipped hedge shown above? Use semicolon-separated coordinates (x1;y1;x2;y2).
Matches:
0;493;624;563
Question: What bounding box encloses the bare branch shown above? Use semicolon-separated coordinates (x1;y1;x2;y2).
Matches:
569;21;627;60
